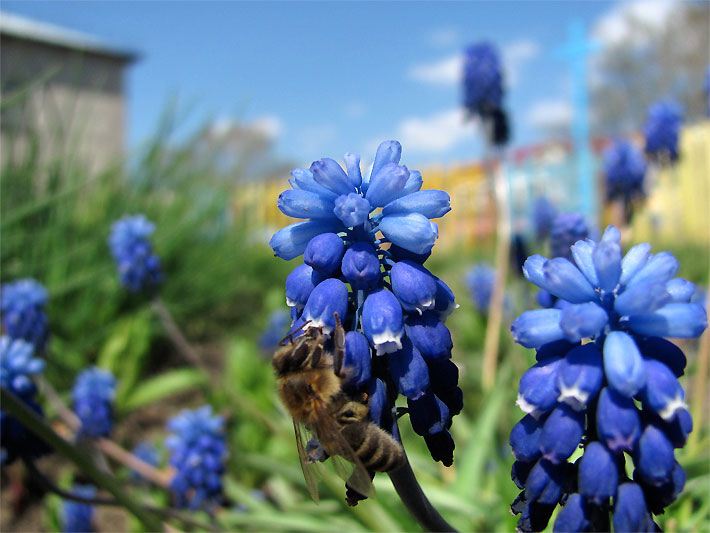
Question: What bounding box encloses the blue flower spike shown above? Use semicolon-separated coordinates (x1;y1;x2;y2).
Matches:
109;215;162;293
644;99;683;164
269;141;459;489
0;336;50;465
1;278;50;351
72;367;117;439
166;405;226;510
461;42;509;145
509;225;707;531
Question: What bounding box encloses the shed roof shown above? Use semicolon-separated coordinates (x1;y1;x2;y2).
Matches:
0;11;138;62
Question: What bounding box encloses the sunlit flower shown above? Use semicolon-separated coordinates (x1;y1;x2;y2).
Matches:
509;225;707;531
270;141;460;485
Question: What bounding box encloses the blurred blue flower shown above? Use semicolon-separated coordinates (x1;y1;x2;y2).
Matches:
72;367;116;439
130;441;160;481
0;336;49;465
466;263;496;313
509;225;707;531
270;141;459;478
462;42;504;117
1;278;50;351
166;405;226;510
108;215;162;293
461;42;509;145
258;310;290;353
644;99;683;163
532;197;557;242
549;213;589;260
62;484;96;533
604;139;647;202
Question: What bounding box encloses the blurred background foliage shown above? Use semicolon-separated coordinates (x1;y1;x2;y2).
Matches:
1;101;708;532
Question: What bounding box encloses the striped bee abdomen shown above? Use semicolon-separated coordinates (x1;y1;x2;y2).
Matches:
341;422;405;472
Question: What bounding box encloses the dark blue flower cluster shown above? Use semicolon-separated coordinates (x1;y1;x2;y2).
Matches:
0;336;49;465
270;140;461;467
166;405;226;510
1;278;50;352
72;367;116;439
644;100;683;163
509;225;707;532
466;263;495;313
462;42;509;145
532;197;558;242
604;139;647;203
108;215;162;293
62;484;96;533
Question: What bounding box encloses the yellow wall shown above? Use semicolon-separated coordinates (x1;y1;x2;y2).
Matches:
235;120;709;250
631;121;710;246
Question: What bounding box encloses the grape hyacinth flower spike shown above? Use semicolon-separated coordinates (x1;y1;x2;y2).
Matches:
509;225;707;532
166;405;226;511
269;141;459;528
603;139;647;224
0;336;50;465
462;42;509;146
466;263;500;314
109;215;162;294
1;278;50;352
72;367;116;439
644;100;683;164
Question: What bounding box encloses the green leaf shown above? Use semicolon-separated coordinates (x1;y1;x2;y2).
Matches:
121;368;208;412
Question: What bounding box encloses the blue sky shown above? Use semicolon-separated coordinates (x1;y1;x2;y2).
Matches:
4;1;641;167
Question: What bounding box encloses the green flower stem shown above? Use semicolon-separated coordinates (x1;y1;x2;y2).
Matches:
387;422;457;532
1;387;163;531
151;297;207;372
481;144;510;391
39;375;173;488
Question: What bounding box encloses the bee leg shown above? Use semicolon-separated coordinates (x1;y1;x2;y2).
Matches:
332;312;346;377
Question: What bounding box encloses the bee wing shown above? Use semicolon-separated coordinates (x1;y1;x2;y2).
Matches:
312;414;375;499
293;420;322;502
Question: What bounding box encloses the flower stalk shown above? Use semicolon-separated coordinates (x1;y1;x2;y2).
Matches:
0;387;164;531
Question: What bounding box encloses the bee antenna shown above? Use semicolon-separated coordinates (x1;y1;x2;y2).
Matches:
279;319;312;345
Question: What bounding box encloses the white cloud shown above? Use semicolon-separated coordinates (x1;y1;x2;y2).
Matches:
251;114;283;139
428;27;460;48
390;108;474;154
525;100;572;130
408;38;540;88
209;114;283;140
592;0;675;46
408;53;462;86
503;39;541;86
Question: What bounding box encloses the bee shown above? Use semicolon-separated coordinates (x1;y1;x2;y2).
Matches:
272;314;405;502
